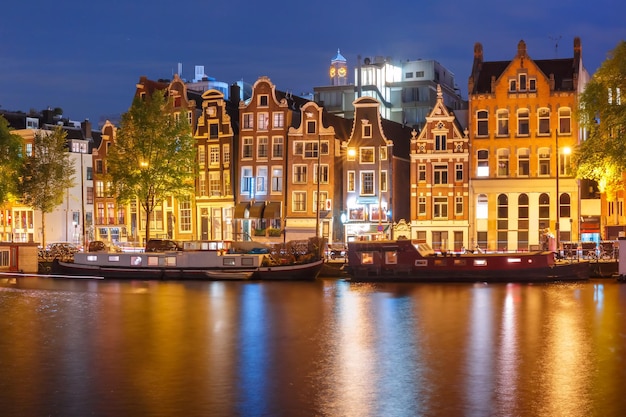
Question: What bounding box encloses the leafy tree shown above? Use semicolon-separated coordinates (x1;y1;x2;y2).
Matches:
573;40;626;202
0;115;23;204
18;126;75;247
107;89;196;244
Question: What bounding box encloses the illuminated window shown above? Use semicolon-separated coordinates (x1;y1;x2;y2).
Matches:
256;167;267;194
476;194;488;219
179;198;191;232
257;137;268;159
347;171;355;192
271;167;283;193
209;172;220;196
293;165;307;183
359;147;375;163
433;197;448;218
538;148;551;176
209;146;219;165
273;112;284;128
293;191;306;212
559;108;571;134
360;171;374;195
258;113;269;130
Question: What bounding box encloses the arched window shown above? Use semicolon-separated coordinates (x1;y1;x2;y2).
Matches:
497;194;508;250
517;148;530;176
539;193;550;226
477;150;489;177
497;109;509;136
558;107;571;134
518;194;529;250
559;193;571;218
476;110;488;136
538;107;550;135
517;109;530;136
497;149;510;176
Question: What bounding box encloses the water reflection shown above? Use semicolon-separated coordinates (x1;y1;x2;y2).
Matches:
1;278;626;416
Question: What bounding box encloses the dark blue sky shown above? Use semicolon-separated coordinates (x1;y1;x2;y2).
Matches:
2;0;625;126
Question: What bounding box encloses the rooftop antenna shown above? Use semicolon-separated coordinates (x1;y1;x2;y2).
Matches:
549;35;562;58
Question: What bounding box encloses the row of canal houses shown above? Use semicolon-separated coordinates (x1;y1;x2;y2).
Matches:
3;37;602;253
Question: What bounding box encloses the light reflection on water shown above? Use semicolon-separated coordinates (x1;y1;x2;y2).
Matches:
1;278;626;416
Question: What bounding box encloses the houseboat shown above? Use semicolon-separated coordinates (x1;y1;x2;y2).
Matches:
346;239;589;283
52;239;324;281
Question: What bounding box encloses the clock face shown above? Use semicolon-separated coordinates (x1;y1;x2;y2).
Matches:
338;67;347;77
329;67;336;77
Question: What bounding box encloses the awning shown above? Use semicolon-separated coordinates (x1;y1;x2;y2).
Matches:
249;202;265;218
580;216;600;233
233;202;249;219
263;202;281;219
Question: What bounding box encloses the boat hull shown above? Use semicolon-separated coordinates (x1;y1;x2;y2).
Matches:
346;240;589;283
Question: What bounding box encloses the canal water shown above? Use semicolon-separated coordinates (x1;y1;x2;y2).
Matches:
1;276;626;417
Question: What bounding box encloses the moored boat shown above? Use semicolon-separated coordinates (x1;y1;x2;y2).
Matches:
52;239;324;281
346;239;589;283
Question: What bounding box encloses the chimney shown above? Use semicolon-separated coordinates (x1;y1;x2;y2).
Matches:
81;119;92;139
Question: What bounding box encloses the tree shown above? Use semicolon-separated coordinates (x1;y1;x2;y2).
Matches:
107;89;196;244
18;126;75;247
573;40;626;202
0;115;23;204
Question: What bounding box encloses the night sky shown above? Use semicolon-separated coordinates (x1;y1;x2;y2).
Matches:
2;0;625;126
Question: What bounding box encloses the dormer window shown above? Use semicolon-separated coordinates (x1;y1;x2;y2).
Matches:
519;74;527;91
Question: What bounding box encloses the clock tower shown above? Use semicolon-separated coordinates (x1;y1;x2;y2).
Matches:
329;49;348;86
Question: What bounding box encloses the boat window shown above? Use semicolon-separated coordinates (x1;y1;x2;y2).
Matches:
415;260;428;267
242;257;255;266
474;259;487;266
507;258;522;263
86;255;98;262
108;256;120;262
361;252;374;264
148;257;160;266
166;257;177;266
223;258;236;266
453;259;466;266
434;259;447;266
384;251;397;264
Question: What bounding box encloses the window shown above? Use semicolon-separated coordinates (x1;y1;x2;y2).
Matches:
517;109;529;135
258;113;269;130
477;110;488;136
179;198;191;232
271;167;283;192
538;148;551;176
86;187;93;204
529;78;536;91
209;123;219;139
560;151;571;176
434;197;448;218
380;171;387;192
256;167;267;194
360;147;375;163
434;164;448;184
455;196;464;216
347;171;355;192
361;171;374;195
476;194;488;219
497;193;508;226
455;163;463;182
224;171;231;195
209;146;219;165
497;149;509;176
418;196;426;215
242;138;253;158
538;108;550;135
560;193;571;218
293;191;306;212
559;108;571;134
257;137;268;158
273;112;284;128
241;167;253;194
95;181;104;198
293;165;307;183
539;193;550;221
477;150;489;177
363;124;372;138
435;134;446;151
198;146;206;167
243;113;253;129
405;72;414;79
418;164;426;182
259;95;269;107
314;191;328;212
509;79;517;92
95;160;103;174
307;121;316;134
321;141;329;155
223;144;230;165
209;172;221;196
294;142;303;156
199;172;206;196
304;142;318;158
314;164;329;184
272;137;284;158
517;148;530;176
518;194;529;231
497;110;509;136
416;71;424;77
379;146;387;160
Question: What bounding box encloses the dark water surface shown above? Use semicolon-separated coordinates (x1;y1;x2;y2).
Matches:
1;276;626;417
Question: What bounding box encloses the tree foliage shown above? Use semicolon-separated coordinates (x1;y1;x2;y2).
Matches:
107;89;196;243
0;115;23;204
19;126;75;246
573;40;626;201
